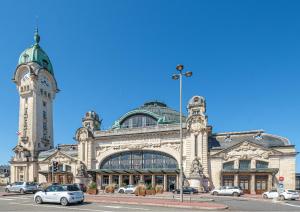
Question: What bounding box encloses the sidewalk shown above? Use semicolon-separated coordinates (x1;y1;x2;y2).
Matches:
86;194;229;210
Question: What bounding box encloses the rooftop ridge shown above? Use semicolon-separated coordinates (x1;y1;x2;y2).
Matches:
212;129;265;136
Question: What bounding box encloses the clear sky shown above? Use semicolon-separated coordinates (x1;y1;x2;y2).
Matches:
0;0;299;171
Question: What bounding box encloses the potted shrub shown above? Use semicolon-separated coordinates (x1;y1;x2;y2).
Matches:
87;181;98;195
105;184;115;193
155;184;164;194
145;184;156;195
134;184;146;196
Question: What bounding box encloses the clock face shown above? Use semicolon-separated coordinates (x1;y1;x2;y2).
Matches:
40;76;50;88
21;70;30;83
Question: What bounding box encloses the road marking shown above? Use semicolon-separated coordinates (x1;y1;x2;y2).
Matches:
284;203;300;208
103;205;150;210
1;196;33;200
0;198;14;201
9;202;113;212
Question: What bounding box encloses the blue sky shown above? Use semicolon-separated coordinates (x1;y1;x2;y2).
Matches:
0;0;299;172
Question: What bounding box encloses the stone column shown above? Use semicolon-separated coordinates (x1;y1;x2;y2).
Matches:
234;174;239;187
251;159;256;169
234;160;239;169
176;174;179;189
119;175;123;186
151;175;155;188
140;175;144;182
96;174;102;190
268;174;272;190
109;175;112;185
163;174;167;191
129;175;133;185
250;174;256;194
63;175;67;184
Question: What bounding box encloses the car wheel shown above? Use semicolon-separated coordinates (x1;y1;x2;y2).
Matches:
119;189;124;193
233;192;239;197
213;191;218;196
35;196;43;204
5;188;10;193
78;200;84;204
263;194;268;199
60;197;69;206
279;195;285;201
20;189;24;194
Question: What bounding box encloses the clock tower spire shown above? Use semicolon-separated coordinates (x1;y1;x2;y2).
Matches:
10;29;59;183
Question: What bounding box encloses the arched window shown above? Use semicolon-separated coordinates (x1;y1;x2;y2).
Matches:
100;151;178;170
256;161;268;169
223;161;234;170
120;114;157;128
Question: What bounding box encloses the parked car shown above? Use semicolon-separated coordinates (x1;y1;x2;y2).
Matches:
74;183;87;192
34;184;84;206
172;187;199;194
5;182;38;194
117;185;136;193
262;189;299;200
211;186;243;196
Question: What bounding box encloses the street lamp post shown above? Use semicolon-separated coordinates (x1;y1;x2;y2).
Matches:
172;64;192;202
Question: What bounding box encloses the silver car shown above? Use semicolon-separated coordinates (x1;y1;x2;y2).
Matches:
5;182;38;194
34;184;84;206
211;186;243;196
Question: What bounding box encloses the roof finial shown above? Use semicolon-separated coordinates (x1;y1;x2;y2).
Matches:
34;16;40;45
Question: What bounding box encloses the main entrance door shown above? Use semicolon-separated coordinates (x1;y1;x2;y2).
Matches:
255;175;268;194
239;175;250;194
167;175;176;191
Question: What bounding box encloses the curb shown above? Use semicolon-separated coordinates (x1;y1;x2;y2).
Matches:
86;198;229;210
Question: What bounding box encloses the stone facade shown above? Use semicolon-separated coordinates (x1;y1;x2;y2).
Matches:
9;31;298;194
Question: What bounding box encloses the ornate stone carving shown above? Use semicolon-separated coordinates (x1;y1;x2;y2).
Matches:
190;158;204;177
224;141;272;161
76;161;88;177
78;129;88;142
187;116;206;134
96;142;180;157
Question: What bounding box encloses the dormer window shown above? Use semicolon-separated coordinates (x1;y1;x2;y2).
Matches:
42;59;48;67
23;54;29;62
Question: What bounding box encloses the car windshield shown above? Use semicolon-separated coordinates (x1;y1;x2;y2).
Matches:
63;185;80;191
26;182;36;186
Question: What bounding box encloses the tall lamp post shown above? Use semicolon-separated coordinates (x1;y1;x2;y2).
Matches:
172;64;192;202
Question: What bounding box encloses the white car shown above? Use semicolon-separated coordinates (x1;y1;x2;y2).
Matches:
263;189;299;200
117;185;136;194
5;182;38;194
211;186;243;196
34;184;84;206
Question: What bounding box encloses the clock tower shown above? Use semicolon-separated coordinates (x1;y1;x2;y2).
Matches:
10;29;59;182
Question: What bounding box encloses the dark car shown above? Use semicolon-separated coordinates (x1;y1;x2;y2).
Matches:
172;187;199;194
74;183;87;192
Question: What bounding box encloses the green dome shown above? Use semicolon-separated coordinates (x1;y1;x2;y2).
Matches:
18;29;54;75
112;101;186;129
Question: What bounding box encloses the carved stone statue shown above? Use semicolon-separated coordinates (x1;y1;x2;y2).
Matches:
190;158;204;177
76;162;88;177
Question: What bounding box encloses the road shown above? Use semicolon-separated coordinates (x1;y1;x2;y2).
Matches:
0;192;300;211
0;194;200;212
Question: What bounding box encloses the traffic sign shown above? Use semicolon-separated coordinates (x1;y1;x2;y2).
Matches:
279;176;284;181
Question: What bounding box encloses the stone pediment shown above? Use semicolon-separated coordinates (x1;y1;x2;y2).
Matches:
75;127;93;142
211;141;282;161
42;150;77;164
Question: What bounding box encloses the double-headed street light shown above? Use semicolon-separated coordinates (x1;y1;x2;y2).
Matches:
172;64;192;202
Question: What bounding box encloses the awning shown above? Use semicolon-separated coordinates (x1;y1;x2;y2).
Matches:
88;168;180;174
221;168;279;174
38;171;73;175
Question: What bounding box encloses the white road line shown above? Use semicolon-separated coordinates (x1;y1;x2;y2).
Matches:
9;202;113;212
103;205;150;210
0;198;14;201
2;196;33;200
284;203;300;208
